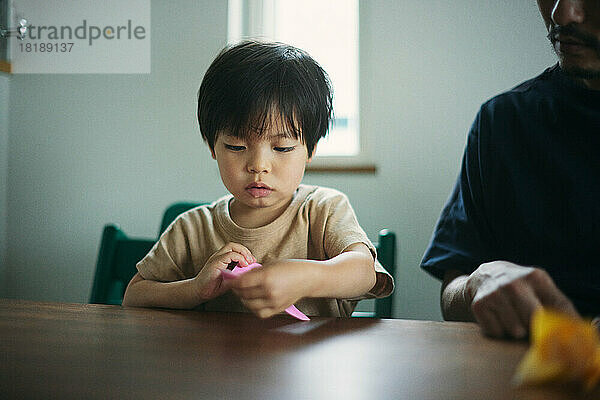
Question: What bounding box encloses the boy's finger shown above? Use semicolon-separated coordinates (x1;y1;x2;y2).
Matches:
231;269;265;288
240;297;270;309
240;298;280;317
232;285;266;300
216;252;250;268
215;242;256;265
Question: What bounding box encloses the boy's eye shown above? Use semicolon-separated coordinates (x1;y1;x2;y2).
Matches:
274;146;295;153
224;144;245;151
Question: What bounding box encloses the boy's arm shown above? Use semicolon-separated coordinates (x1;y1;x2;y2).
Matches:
306;242;376;298
123;242;256;309
122;272;212;309
231;242;376;318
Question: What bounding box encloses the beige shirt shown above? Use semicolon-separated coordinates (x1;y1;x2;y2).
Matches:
137;184;394;317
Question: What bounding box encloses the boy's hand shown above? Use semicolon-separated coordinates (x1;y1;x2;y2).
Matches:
230;259;313;319
193;242;256;302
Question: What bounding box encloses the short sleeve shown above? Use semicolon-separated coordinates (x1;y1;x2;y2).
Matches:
420;107;495;280
364;259;394;299
309;188;394;299
136;211;207;282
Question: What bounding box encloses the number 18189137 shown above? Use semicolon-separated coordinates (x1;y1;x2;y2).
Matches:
19;42;74;53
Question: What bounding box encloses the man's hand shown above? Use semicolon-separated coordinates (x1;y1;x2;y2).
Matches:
463;261;578;339
230;259;313;319
193;242;256;302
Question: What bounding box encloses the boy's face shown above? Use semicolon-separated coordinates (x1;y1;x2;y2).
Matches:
211;118;313;226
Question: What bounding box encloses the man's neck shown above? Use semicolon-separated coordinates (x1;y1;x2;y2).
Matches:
580;78;600;91
559;63;600;91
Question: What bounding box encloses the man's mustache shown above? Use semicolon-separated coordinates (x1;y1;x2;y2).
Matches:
547;24;600;50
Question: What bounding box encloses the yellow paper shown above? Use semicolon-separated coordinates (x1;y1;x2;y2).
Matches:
513;308;600;391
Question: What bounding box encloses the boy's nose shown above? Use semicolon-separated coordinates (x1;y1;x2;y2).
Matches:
551;0;585;26
247;152;271;174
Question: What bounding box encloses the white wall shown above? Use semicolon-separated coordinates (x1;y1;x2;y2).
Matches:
0;73;8;295
4;1;556;320
5;0;229;301
308;0;556;320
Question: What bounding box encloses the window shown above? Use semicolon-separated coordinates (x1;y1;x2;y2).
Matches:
228;0;372;171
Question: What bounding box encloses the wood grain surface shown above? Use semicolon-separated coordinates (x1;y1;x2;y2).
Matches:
1;299;597;400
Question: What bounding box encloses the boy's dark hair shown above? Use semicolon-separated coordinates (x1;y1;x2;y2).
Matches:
197;40;333;157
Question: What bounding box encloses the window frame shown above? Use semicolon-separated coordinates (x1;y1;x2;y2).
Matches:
227;0;376;173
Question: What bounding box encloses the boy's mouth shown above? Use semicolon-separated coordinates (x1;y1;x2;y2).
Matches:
245;182;273;198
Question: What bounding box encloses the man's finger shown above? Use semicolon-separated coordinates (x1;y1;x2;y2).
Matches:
592;316;600;332
491;292;527;339
472;301;504;338
507;279;542;336
528;269;578;316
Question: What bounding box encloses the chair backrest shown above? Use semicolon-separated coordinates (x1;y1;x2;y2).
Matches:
90;224;155;305
159;202;205;236
374;229;397;318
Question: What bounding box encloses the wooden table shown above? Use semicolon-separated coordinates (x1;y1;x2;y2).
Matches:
1;300;597;400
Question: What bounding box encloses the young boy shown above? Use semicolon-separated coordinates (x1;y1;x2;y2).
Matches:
123;41;393;318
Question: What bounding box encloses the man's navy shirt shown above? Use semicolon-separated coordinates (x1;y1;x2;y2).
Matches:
421;64;600;316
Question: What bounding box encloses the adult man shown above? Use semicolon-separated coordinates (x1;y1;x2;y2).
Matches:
421;0;599;339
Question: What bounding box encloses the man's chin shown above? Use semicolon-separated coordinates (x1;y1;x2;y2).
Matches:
559;60;600;80
552;42;600;81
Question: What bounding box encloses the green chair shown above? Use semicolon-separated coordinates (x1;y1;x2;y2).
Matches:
159;202;204;236
351;229;397;318
374;229;397;318
90;202;205;305
89;224;155;305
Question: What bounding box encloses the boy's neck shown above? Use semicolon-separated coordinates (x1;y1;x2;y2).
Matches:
229;197;294;228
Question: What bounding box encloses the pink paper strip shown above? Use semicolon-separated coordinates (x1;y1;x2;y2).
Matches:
220;263;310;321
284;305;310;321
220;263;262;280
